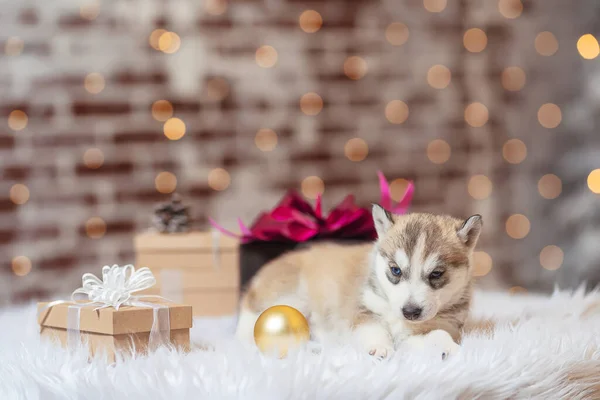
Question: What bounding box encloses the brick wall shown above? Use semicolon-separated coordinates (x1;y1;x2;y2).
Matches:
1;0;598;304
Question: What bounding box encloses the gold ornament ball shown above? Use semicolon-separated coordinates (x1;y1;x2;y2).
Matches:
253;305;310;357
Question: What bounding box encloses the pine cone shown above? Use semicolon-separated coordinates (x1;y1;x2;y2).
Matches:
152;194;190;233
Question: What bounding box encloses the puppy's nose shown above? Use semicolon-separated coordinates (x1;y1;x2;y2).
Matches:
402;304;423;320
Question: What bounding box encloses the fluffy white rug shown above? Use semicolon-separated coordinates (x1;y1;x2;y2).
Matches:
1;288;600;400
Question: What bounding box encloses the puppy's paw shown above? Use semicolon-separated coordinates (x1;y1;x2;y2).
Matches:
367;344;394;359
424;329;460;360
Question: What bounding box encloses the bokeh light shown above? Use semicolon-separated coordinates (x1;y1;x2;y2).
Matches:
427;65;451;89
385;22;409;46
300;92;323;116
158;32;181;54
423;0;447;13
5;37;24;56
149;29;167;50
163;118;186;140
344;138;369;162
577;34;599;60
344;56;368;80
83;148;104;169
587;169;600;194
155;172;177;194
299;10;322;33
80;0;100;20
472;251;492;277
502;139;527;164
385;100;409;124
468;175;493;200
8;110;28;131
464;102;489;127
537;103;562;128
256;45;278;68
540;245;564;271
509;286;527;295
427;139;451;164
10;184;30;205
85;217;107;239
151;100;174;122
206;77;230;101
498;0;523;19
538;174;562;199
463;28;487;53
501;67;526;91
301;176;324;199
208;168;231;191
390;179;409;202
255;129;278;152
535;31;558;56
205;0;228;15
84;73;105;94
12;256;32;277
506;214;530;239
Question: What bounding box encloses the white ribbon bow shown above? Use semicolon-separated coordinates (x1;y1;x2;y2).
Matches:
71;264;157;310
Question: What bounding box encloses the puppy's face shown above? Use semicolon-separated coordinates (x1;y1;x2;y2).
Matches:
370;206;482;323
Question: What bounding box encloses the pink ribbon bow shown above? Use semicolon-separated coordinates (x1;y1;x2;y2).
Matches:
209;171;414;244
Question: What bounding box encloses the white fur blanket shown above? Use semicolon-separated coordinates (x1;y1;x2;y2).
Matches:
1;289;600;400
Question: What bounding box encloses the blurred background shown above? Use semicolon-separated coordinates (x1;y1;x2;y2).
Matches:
1;0;599;306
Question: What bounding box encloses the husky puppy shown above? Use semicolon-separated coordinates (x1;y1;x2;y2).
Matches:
236;205;482;358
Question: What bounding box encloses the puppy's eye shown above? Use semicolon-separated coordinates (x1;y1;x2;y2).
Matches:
429;270;444;279
390;266;402;277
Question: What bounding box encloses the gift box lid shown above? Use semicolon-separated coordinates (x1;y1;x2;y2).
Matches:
37;300;193;335
134;231;239;252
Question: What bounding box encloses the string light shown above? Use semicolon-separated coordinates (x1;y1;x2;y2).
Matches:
149;29;167;50
344;138;369;162
301;176;324;199
537;103;561;128
385;100;409;124
151;100;173;122
155;172;177;194
10;184;30;205
502;139;527;164
208;168;231;191
300;92;323;116
423;0;447;13
385;22;409;46
498;0;523;19
588;169;600;194
206;77;230;101
205;0;228;15
468;175;492;200
85;217;107;239
427;65;451;89
505;214;530;239
8;110;28;131
472;251;492;277
540;245;564;271
158;32;181;54
390;179;409;202
11;256;32;277
256;45;278;68
463;28;487;53
255;129;278;152
84;73;105;94
83;148;104;169
5;37;24;56
577;34;599;60
464;102;489;127
427;139;451;164
299;10;322;33
538;174;562;199
344;56;368;80
501;67;526;91
80;0;100;20
163;118;186;140
535;32;558;56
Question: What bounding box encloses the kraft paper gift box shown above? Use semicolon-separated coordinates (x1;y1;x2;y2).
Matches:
134;231;240;316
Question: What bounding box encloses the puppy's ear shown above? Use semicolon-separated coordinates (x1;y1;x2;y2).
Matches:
372;204;394;238
457;215;483;248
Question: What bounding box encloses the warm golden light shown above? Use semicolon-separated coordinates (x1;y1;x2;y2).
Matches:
506;214;530;239
12;256;32;277
255;129;278;152
427;65;451;89
385;22;409;46
501;67;526;91
83;148;104;169
158;32;181;54
205;0;228;15
423;0;447;12
427;139;451;164
535;32;558;56
253;305;310;358
498;0;522;19
509;286;527;295
385;100;409;124
151;100;173;122
206;77;230;101
149;29;167;50
468;175;493;200
256;45;278;68
301;176;324;199
538;174;562;199
588;169;600;194
463;28;487;53
155;172;177;194
540;245;564;271
344;56;368;80
537;103;561;129
464;102;489;127
472;251;492;277
300;92;323;116
84;73;105;94
10;184;30;205
577;34;599;60
163;118;186;140
8;110;28;131
85;217;107;239
390;179;409;202
344;138;369;162
299;10;322;33
80;0;100;20
502;139;527;164
5;36;24;56
208;168;231;191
